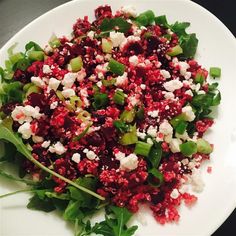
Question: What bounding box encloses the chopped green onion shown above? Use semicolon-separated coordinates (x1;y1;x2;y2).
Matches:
28;51;44;61
210;67;221;78
134;141;153;157
113;120;129;133
119;125;138;145
49;34;61;48
180;141;197;156
136;10;155;26
113;90;125;105
196;138;213;154
175;120;187;135
92;93;109;110
194;72;205;84
147;168;164;187
120;109;135;123
70;96;82;109
69;56;83;72
170;114;186;128
108;59;125;76
74;123;91;141
148;142;162;168
166;45;183;56
102;38;113;53
102;78;116;87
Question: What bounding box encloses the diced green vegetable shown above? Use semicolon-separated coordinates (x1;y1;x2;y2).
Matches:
113;90;125;105
136;10;155;26
210;67;221;78
175;120;188;135
102;78;116;87
25;85;41;97
148;142;162;168
49;34;61;48
170;114;187;128
120;109;135;123
92;93;109;110
119;125;138;145
113;120;129;133
196;138;213;154
28;51;44;61
167;45;183;56
194;72;205;84
9;52;24;64
180;141;197;156
134;141;153;157
108;59;126;76
16;58;31;71
102;38;113;53
69;56;83;72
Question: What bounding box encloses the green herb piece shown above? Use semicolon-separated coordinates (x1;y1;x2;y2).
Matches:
108;59;126;76
69;56;83;72
27;51;44;61
208;82;219;92
74;123;91;141
102;38;113;53
171;21;190;36
196;138;213;154
180;141;197;156
99;17;131;33
210;67;221;78
136;10;155;26
166;44;183;56
49;34;61;48
120;109;135;123
113;90;125;105
92;93;109;110
170;114;187;128
212;91;221;106
119;125;138;145
113;120;129;133
0;124;105;200
25;41;43;52
147;168;164;187
134;141;152;157
15;58;31;71
179;33;198;59
154;15;169;28
0;81;23;103
148;142;162;168
175;120;188;135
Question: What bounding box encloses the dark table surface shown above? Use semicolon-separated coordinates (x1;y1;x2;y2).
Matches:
0;0;235;235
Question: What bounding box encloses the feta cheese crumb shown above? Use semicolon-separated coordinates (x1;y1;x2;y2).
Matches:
182;106;195;121
129;55;139;66
163;91;175;99
62;88;75;98
32;135;44;143
147;138;153;145
109;31;126;47
86;150;97;160
120;153;138;172
43;65;52;74
140;84;146;90
49;142;67;155
114;151;126;160
163;79;183;92
18;122;33;139
72;153;81;163
115;72;128;87
96;81;102;88
147;110;159;118
62;73;77;88
31;76;45;88
160;69;171;79
169;138;182;153
185;89;193;97
120;35;140;50
41;140;51;148
190;168;205;192
121;5;137;17
179;61;190;76
50;101;58;110
159;120;173;135
170;189;179;199
49;77;61;91
77;68;87;82
137;129;146;140
87;31;95;39
147;126;157;137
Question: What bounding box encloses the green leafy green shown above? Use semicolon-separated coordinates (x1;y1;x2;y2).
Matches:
25;41;43;52
99;18;131;33
92;93;109;110
113;120;129;133
154;15;169;28
147;168;164;187
148;142;162;168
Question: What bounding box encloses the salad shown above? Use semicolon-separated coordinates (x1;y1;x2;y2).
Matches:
0;5;221;236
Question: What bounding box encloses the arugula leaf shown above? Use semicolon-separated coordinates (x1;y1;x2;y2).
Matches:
25;41;43;52
148;142;162;168
154;15;169;28
113;120;129;133
147;168;164;187
179;33;198;59
99;18;131;33
0;81;23;103
171;21;190;36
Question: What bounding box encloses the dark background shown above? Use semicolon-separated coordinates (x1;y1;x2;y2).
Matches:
0;0;235;235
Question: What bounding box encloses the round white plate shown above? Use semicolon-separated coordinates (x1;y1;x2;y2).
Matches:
0;0;236;235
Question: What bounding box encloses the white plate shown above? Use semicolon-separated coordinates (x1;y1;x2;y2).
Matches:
0;0;236;235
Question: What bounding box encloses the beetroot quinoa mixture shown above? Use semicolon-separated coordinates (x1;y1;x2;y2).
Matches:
0;5;221;230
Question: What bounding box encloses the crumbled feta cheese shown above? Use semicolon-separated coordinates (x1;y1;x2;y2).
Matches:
72;153;81;163
120;35;140;50
77;68;87;82
95;55;104;63
160;69;171;79
179;61;190;76
170;189;179;199
167;29;174;35
62;88;75;98
140;84;146;90
86;150;97;160
137;129;146;140
176;131;189;141
147;138;153;145
32;135;44;143
43;65;52;74
109;31;126;47
159;120;173;135
169;138;182;153
163;91;175;99
120;153;138;172
96;81;102;88
190;168;205;192
163;79;183;92
49;142;67;155
182;106;195;121
24;105;42;119
114;151;126;160
185;89;193;97
18;122;33;139
147;110;159;118
181;158;189;166
31;76;45;88
197;90;206;95
184;71;191;80
128;95;139;106
129;55;139;66
121;5;137;17
49;77;61;91
87;31;95;39
115;72;128;87
62;73;77;88
41;140;51;148
147;126;157;137
50;101;58;110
